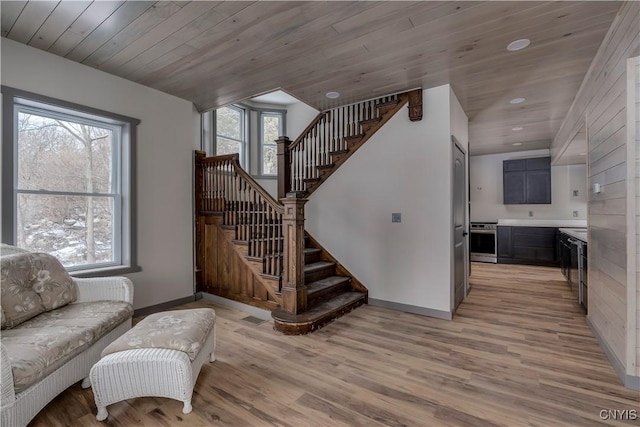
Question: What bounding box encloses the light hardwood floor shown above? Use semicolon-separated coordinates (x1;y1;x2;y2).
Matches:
31;263;639;426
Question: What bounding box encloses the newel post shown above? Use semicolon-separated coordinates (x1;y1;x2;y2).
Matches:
280;192;308;314
195;150;206;214
276;136;292;201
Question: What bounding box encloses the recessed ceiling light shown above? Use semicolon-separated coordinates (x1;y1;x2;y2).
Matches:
325;91;340;99
510;97;526;104
512;142;523;146
507;39;531;52
512;126;524;131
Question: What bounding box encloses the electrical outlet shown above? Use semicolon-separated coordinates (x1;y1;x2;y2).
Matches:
573;190;579;197
392;213;401;223
573;210;579;217
528;211;534;217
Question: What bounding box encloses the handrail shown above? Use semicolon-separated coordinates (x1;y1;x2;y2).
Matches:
230;157;284;213
198;153;239;164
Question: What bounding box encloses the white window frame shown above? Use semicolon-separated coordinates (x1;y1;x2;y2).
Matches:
258;110;285;177
1;86;140;276
215;104;248;168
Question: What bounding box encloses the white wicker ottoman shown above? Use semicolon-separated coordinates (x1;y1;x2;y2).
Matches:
89;308;216;421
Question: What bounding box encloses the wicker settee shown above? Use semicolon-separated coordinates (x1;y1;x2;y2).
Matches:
0;246;134;426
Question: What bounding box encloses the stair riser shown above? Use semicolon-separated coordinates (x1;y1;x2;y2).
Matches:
308;282;350;307
304;251;322;264
305;265;335;283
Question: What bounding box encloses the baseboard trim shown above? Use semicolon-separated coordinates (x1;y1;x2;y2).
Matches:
368;298;453;320
133;295;196;318
587;316;640;391
199;292;272;321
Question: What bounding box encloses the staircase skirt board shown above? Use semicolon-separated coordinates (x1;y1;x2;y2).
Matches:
196;213;282;308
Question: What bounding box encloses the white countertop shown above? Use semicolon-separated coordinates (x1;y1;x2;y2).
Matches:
559;228;588;243
497;219;588;227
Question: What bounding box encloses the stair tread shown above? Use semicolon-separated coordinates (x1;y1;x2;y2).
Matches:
304;261;335;273
272;292;365;323
304;248;321;254
306;276;351;295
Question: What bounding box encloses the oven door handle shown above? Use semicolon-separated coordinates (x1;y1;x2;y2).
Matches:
470;230;496;234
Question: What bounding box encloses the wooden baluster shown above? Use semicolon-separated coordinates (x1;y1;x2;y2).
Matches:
323;113;328;165
238;176;244;240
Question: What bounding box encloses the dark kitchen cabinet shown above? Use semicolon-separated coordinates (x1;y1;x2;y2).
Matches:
497;226;559;266
497;226;512;258
503;157;551;204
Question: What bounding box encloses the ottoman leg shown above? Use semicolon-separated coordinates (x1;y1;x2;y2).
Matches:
182;399;192;414
209;351;215;363
81;377;91;389
96;407;109;421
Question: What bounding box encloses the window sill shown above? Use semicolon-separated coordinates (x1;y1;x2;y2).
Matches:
69;264;142;278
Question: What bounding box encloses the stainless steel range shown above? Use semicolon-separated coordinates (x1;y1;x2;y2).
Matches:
470;222;497;263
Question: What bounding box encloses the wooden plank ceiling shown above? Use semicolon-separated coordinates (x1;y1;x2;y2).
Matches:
1;1;621;155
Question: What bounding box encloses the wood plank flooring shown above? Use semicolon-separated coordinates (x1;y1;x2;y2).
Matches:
30;263;640;426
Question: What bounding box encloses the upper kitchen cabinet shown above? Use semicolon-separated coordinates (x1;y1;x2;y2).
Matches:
503;157;551;204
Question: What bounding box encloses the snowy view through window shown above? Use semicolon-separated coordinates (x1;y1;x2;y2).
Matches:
16;111;117;268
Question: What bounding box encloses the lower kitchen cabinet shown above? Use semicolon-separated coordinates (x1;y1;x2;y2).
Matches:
497;226;559;266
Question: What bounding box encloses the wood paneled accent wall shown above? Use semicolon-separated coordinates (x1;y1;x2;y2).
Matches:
551;2;639;382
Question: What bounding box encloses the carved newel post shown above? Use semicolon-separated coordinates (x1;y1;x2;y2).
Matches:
281;192;308;314
276;136;292;201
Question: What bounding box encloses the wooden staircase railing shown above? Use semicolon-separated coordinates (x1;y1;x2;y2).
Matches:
196;152;285;278
277;92;412;198
195;152;311;315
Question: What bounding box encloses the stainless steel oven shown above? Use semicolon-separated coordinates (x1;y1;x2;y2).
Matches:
470;222;497;263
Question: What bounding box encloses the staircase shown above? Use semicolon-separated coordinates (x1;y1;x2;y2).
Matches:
195;89;419;334
271;233;367;334
277;91;411;199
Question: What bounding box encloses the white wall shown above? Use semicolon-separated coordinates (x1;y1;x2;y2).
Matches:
1;38;200;310
306;85;462;314
470;149;588;222
450;87;469;151
286;101;319;141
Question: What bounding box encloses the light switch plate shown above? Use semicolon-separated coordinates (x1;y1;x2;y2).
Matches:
573;190;579;197
392;213;401;223
528;211;534;217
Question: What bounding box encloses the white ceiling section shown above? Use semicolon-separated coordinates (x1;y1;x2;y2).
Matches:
249;90;302;106
1;1;622;156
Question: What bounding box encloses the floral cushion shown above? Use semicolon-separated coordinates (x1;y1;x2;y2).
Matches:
1;254;46;328
0;252;77;329
2;301;133;393
28;253;77;311
101;308;216;361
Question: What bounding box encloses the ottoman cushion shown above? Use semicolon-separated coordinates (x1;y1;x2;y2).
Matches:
101;308;215;361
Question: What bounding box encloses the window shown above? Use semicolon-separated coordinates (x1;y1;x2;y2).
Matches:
259;111;283;176
2;86;139;275
215;105;246;166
